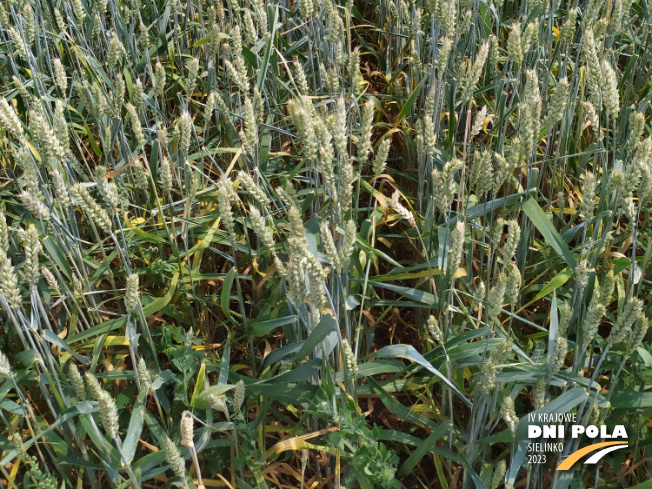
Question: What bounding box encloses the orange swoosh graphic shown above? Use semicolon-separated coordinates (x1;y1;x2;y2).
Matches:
557;441;628;470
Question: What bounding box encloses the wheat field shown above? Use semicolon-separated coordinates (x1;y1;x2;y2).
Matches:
0;0;650;487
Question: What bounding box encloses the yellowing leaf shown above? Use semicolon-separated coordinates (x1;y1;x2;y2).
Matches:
266;426;340;457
